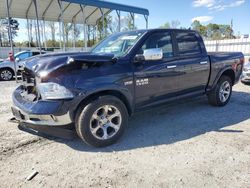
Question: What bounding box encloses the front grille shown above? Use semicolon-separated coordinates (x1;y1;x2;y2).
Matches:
20;70;38;101
22;71;36;87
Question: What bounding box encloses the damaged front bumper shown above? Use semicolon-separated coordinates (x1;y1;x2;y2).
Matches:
11;86;73;126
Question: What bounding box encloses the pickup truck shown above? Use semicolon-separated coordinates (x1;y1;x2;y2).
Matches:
11;29;244;147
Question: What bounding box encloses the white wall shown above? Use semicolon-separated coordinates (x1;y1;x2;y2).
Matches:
204;38;250;57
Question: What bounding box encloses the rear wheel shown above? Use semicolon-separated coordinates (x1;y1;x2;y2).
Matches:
0;68;14;81
207;75;232;106
75;95;128;147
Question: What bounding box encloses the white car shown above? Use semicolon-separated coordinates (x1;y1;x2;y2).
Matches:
241;59;250;84
0;50;45;81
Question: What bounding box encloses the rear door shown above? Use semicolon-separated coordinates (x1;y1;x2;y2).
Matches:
174;31;210;93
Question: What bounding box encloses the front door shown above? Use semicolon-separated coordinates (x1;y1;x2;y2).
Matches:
133;31;181;108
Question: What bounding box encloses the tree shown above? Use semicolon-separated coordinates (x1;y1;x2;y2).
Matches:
122;14;137;31
206;23;220;39
64;23;73;47
191;20;207;37
47;21;57;47
0;18;19;46
191;21;235;40
159;22;170;29
171;20;180;28
160;20;181;29
0;19;8;46
97;15;112;39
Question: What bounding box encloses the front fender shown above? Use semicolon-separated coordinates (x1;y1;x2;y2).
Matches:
67;83;134;120
80;83;133;108
0;61;14;71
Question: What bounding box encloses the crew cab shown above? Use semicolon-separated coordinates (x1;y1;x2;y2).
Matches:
11;29;244;147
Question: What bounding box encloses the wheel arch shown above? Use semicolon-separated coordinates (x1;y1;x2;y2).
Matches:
72;89;133;121
221;69;235;84
211;68;235;91
0;67;15;74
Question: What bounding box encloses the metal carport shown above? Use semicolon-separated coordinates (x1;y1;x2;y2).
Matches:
0;0;149;81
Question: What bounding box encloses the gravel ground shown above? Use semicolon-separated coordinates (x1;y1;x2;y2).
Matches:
0;81;250;188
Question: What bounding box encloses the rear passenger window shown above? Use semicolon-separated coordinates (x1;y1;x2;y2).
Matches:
176;32;201;56
32;52;40;56
139;32;173;58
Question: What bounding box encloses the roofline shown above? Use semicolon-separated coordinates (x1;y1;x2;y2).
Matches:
61;0;149;15
115;28;197;33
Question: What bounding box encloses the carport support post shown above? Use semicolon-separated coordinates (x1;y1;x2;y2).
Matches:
80;5;87;51
73;21;76;49
59;21;62;49
59;0;66;51
43;20;47;50
144;15;148;29
33;0;42;54
130;12;135;30
116;10;121;32
84;23;87;50
6;0;17;82
27;19;31;48
100;8;104;38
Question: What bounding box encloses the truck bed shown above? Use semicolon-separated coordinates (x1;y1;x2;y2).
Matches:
207;51;244;89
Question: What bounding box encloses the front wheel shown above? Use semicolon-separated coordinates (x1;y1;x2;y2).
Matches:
207;75;232;106
75;95;128;147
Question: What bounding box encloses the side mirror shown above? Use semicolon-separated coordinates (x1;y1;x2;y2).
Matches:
15;57;20;62
143;48;163;61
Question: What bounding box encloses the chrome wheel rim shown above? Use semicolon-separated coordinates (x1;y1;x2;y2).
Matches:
90;105;122;140
219;81;231;103
1;70;12;80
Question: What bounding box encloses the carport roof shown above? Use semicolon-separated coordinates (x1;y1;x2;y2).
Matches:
0;0;149;25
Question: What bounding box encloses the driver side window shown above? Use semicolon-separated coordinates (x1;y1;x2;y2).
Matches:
139;32;173;58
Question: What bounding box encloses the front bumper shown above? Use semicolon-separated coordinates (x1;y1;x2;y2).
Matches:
12;86;73;126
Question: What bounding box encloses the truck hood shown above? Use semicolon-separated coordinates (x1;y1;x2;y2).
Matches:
22;52;116;77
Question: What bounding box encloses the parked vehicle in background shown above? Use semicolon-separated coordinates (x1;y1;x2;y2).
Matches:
11;29;244;147
0;50;45;81
241;58;250;84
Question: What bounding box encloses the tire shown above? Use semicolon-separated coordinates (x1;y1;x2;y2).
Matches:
207;75;232;106
0;68;14;81
75;95;128;147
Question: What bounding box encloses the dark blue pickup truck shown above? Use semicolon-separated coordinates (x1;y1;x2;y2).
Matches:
11;29;244;147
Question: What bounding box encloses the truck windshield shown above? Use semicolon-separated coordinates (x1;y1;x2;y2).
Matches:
91;31;145;57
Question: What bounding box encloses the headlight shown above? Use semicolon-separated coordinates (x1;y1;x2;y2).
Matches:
37;82;73;100
243;67;249;72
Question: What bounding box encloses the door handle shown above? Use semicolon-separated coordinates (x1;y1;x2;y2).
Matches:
200;61;208;65
166;65;177;69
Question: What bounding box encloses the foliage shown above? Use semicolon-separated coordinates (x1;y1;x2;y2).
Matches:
0;18;19;46
191;20;234;40
160;20;180;29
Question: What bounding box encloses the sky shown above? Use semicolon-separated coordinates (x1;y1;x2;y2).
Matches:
15;0;250;42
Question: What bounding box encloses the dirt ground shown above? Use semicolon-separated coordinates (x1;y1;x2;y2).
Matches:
0;81;250;188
